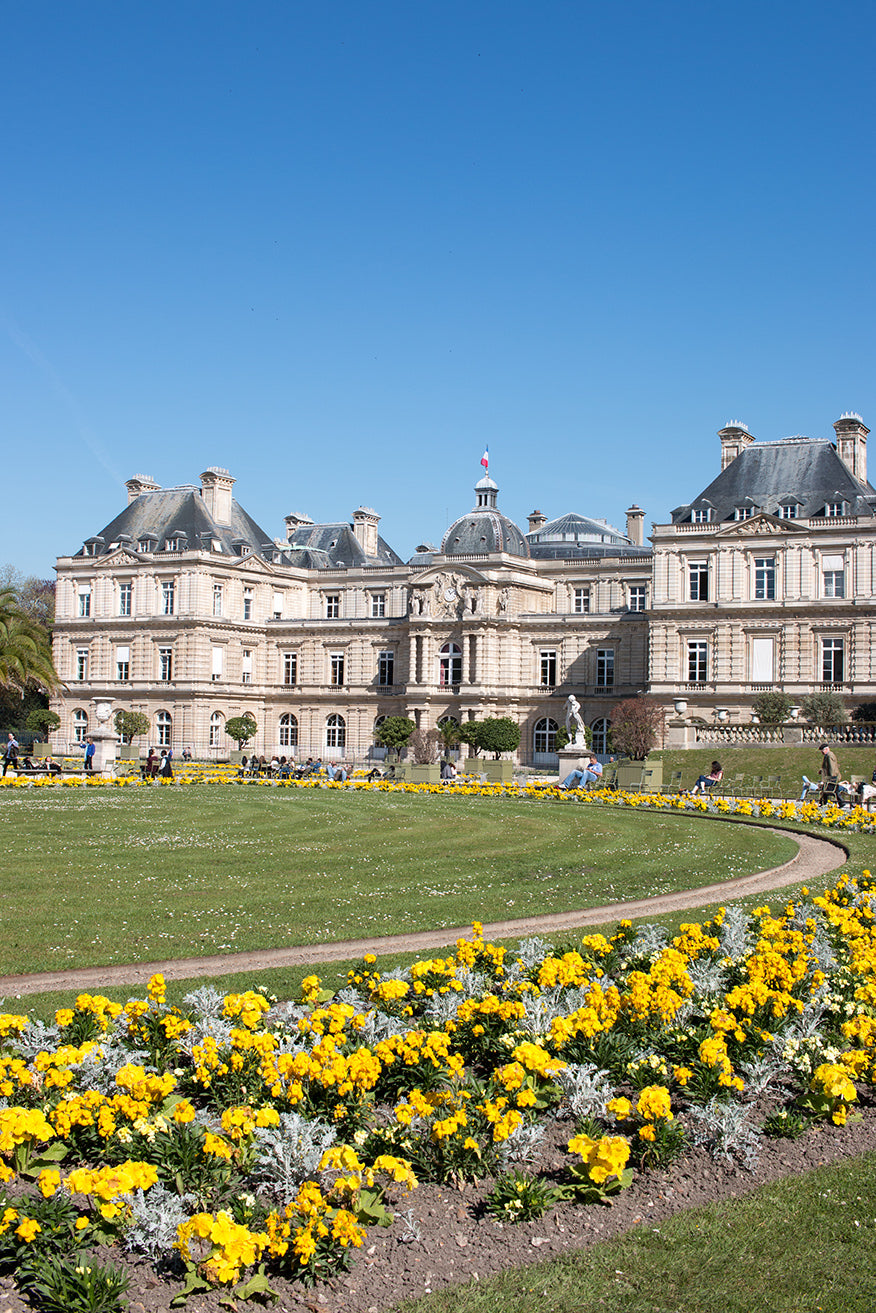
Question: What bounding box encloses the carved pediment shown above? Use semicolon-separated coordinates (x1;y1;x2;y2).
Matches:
715;513;805;538
96;549;142;569
230;552;276;574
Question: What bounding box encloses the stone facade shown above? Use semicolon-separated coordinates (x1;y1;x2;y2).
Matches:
51;417;876;761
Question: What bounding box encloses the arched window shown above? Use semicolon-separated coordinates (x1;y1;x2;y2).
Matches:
279;713;298;748
326;714;346;750
590;717;609;756
533;717;558;754
73;709;88;744
209;712;223;748
439;643;462;686
156;710;172;748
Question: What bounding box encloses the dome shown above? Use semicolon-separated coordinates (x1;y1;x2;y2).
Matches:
441;473;530;557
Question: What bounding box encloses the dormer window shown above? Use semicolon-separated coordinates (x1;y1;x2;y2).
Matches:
777;504;798;519
823;501;846;518
165;537;183;552
734;507;754;521
137;539;154;553
691;508;712;523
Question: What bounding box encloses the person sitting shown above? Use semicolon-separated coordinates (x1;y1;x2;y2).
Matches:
799;775;820;802
561;755;603;790
440;759;457;781
19;755;36;773
46;756;61;775
333;764;348;782
158;750;173;779
143;748;159;779
690;761;723;795
182;745;193;762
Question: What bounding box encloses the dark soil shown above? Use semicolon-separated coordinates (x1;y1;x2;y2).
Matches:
1;1105;873;1313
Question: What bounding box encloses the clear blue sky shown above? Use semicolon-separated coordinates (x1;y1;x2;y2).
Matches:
3;0;874;578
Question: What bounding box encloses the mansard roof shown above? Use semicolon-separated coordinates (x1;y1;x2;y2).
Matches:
286;521;403;568
672;438;876;524
76;487;275;559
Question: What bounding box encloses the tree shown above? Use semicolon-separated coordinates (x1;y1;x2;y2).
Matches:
225;715;258;748
0;587;60;693
374;716;417;753
458;721;483;756
800;691;848;727
609;696;665;760
752;690;793;723
852;702;876;723
464;717;521;759
25;708;60;742
113;710;152;744
436;717;461;750
409;727;441;764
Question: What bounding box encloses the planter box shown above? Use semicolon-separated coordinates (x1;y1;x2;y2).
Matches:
117;744;140;761
463;759;513;781
615;760;663;793
397;763;440;783
229;751;248;764
31;743;51;758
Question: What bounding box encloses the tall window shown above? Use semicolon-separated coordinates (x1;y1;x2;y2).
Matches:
326;714;346;749
371;593;386;618
330;652;345;685
628;585;646;612
73;709;88;743
596;648;615;687
159;647;173;681
533;717;558;754
283;652;297;685
539;650;557;686
241;650;252;684
243;588;253;621
754;558;776;600
439;642;462;686
118;583;132;616
822;556;845;598
209;712;223;748
212;647;223;681
590;717;609;755
161;582;175;615
76;648;89;681
325;594;340;619
156;710;172;747
573;587;590;614
213;585;223;617
78;588;91;618
378;650;394;686
822;638;844;683
687;640;708;682
688;562;709;601
279;713;299;747
272;592;284;620
116;646;130;681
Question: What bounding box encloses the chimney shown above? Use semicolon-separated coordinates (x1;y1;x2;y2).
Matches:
527;509;547;533
200;467;236;525
352;506;380;558
718;421;755;470
625;504;646;546
834;413;868;484
125;473;161;505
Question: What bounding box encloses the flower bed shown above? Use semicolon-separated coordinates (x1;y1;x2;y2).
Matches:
1;873;876;1308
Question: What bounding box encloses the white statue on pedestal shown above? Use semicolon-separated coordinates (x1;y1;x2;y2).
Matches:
564;695;587;748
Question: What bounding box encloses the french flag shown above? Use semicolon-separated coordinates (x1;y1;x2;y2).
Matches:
480;447;489;472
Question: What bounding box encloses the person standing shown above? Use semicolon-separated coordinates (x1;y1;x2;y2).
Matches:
818;742;840;802
2;732;18;777
83;738;96;772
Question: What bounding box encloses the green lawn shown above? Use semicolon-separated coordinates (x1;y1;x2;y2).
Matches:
0;788;798;975
396;1152;876;1313
650;742;876;794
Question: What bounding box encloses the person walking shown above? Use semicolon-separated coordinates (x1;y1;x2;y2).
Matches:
83;738;96;772
2;732;19;777
818;742;840;803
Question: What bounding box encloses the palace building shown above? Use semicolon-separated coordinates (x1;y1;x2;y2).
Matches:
51;414;876;762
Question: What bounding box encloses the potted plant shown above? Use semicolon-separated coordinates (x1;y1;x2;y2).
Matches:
225;714;258;763
113;710;152;760
403;727;441;782
461;717;519;780
609;697;665;791
25;708;61;758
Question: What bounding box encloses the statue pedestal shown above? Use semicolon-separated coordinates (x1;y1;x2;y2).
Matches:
91;699;118;777
557;745;592;776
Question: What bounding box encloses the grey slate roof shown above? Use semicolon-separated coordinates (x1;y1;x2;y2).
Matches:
77;488;276;559
286;522;403;568
441;509;530;557
672;438;876;523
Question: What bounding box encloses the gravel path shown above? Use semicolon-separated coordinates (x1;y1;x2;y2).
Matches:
0;826;847;998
